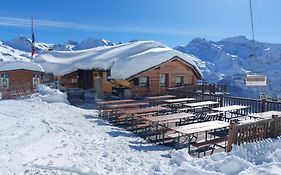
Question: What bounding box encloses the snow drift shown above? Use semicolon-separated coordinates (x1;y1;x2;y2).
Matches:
35;84;69;104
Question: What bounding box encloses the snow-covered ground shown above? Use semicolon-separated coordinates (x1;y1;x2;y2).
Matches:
1;88;281;174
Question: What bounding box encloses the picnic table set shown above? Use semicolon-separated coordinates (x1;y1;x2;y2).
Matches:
96;95;281;157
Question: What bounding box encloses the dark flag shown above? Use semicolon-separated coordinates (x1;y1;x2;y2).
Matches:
31;16;35;59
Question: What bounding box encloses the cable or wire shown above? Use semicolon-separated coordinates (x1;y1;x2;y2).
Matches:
249;0;256;57
249;0;255;41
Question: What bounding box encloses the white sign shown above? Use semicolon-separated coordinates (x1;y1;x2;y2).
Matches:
245;75;267;86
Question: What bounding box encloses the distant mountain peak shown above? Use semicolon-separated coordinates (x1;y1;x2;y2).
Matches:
3;35;32;52
65;40;78;45
222;35;250;43
174;35;281;98
73;37;115;50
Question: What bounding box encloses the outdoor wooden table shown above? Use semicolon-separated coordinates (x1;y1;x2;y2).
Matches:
143;112;195;124
146;95;176;100
97;99;135;117
96;99;135;106
122;106;168;129
107;102;149;109
105;102;149;120
212;105;250;121
169;120;229;152
183;101;219;113
140;112;195;142
124;106;168;115
248;111;281;119
164;98;195;109
146;95;176;106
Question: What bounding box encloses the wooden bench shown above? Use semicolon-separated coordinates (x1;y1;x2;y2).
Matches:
167;133;182;139
178;108;190;112
208;129;228;138
148;137;176;144
139;127;172;138
191;137;227;157
201;112;224;121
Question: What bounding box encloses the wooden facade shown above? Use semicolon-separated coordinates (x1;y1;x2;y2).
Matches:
0;69;43;91
126;57;202;97
60;69;112;93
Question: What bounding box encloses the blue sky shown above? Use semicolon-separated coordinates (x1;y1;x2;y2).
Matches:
0;0;280;47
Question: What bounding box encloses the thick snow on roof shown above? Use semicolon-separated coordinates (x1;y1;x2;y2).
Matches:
35;41;203;79
0;60;44;72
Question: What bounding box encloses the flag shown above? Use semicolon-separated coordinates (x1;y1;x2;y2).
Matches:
31;32;35;58
31;16;35;59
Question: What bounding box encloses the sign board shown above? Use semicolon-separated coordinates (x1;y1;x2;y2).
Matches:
245;75;267;86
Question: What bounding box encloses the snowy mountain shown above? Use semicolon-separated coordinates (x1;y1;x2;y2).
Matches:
0;41;30;61
72;37;115;50
175;36;281;98
0;36;116;61
2;35;52;53
2;36;115;52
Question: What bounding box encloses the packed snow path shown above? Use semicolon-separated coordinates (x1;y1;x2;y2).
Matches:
1;98;281;174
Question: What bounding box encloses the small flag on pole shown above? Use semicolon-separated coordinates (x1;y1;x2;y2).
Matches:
31;15;35;59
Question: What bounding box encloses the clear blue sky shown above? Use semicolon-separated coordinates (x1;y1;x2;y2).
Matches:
0;0;280;47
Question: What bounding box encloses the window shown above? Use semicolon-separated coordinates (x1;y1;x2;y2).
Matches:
176;76;184;87
132;78;139;86
160;74;168;87
139;77;149;87
33;74;40;87
1;74;9;88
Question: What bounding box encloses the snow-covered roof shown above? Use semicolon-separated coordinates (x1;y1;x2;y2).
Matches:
34;41;203;79
0;61;44;72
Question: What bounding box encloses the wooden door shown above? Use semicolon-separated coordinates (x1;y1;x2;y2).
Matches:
78;70;93;89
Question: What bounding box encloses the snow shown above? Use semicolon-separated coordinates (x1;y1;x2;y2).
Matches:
0;60;44;72
0;42;30;61
174;35;281;98
3;35;52;53
35;84;69;104
73;37;115;50
1;95;281;174
35;41;203;79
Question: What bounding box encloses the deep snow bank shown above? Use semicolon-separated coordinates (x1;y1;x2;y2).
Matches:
35;84;69;104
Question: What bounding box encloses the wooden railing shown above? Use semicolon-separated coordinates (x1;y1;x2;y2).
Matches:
226;115;281;152
168;89;281;113
181;84;227;94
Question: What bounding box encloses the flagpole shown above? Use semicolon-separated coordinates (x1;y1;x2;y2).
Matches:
31;15;35;59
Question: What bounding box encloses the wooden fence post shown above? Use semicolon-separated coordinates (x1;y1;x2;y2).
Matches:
261;98;266;112
219;94;224;107
272;115;279;138
226;121;238;152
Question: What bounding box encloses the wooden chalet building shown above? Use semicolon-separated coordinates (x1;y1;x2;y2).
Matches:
0;61;44;97
125;56;202;97
35;41;203;97
60;69;112;93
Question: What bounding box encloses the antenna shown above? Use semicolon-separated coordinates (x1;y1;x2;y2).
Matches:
249;0;255;57
249;0;255;41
